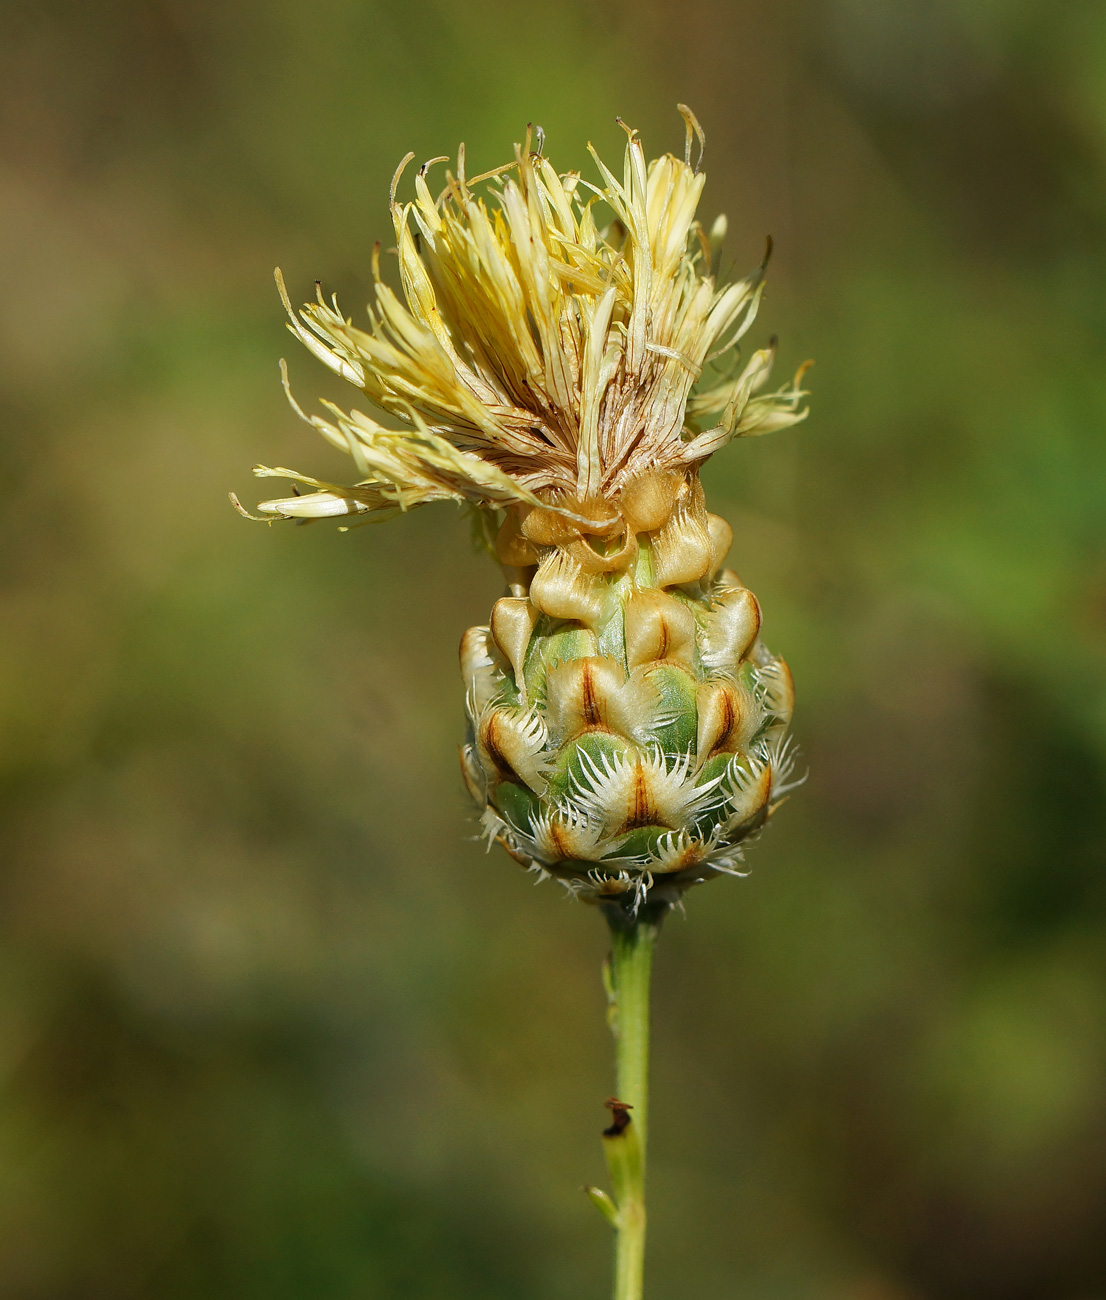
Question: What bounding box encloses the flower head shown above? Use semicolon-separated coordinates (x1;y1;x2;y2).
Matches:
242;107;808;530
240;109;810;911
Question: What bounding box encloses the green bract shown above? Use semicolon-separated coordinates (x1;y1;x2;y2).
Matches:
460;471;798;909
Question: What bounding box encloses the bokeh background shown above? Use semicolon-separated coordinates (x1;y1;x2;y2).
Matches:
3;0;1106;1296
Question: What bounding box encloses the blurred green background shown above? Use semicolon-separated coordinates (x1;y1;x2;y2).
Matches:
3;0;1106;1296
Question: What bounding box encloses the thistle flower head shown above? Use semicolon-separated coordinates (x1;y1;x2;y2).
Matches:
246;107;808;529
243;109;809;913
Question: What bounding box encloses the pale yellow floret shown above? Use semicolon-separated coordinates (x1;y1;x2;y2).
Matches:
250;108;808;523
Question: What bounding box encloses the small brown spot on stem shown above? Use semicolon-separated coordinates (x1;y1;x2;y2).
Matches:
603;1097;633;1137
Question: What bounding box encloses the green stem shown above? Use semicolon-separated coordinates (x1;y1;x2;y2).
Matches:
603;913;658;1300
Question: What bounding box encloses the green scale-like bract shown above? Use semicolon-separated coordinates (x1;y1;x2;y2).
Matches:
460;471;796;909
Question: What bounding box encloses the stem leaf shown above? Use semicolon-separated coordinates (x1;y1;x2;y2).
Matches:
585;1185;621;1228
